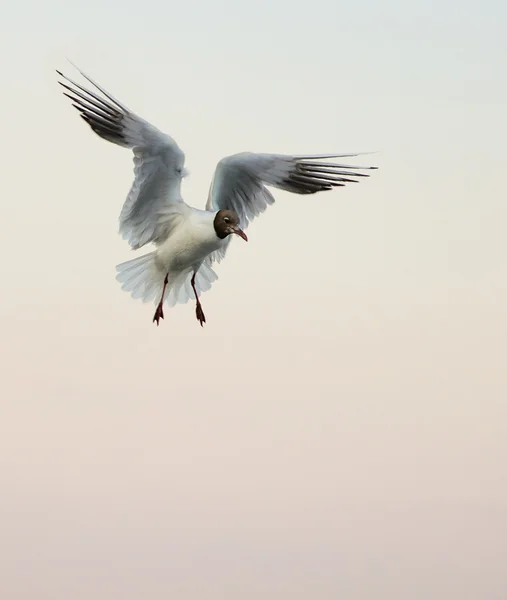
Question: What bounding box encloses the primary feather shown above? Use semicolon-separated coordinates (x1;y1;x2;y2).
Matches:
205;152;377;262
206;152;377;231
57;66;187;250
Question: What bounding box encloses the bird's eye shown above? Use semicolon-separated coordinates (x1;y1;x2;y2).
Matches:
224;217;230;223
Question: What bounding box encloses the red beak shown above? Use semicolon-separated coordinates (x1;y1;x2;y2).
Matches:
234;228;248;242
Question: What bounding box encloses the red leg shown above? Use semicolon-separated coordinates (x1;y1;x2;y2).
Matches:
191;272;206;327
153;274;169;326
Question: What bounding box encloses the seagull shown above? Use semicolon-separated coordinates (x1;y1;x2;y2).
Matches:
57;65;377;327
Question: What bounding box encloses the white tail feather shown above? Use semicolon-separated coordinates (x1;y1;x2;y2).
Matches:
115;252;164;304
115;253;218;307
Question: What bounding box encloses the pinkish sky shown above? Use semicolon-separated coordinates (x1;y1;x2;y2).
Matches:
1;1;506;598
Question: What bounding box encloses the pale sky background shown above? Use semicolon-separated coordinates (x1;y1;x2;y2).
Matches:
1;0;506;598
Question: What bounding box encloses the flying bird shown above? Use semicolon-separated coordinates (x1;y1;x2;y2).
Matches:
57;65;377;327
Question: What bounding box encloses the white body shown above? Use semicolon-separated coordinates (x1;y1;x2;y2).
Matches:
155;209;224;275
116;209;224;308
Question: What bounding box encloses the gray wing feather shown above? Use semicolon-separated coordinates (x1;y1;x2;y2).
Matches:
206;152;377;230
57;66;187;249
205;152;377;262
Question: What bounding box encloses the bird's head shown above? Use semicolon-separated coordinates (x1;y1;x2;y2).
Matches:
213;209;248;241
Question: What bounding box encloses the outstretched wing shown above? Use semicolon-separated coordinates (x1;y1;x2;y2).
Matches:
57;65;188;249
205;151;377;262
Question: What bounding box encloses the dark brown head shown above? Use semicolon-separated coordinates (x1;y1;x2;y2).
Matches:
213;209;248;242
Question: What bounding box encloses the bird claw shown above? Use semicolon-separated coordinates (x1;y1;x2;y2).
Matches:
195;304;206;327
153;304;164;326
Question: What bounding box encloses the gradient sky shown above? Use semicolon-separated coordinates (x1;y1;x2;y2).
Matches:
1;1;507;598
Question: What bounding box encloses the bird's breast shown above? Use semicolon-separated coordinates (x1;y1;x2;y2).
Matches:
155;217;223;273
